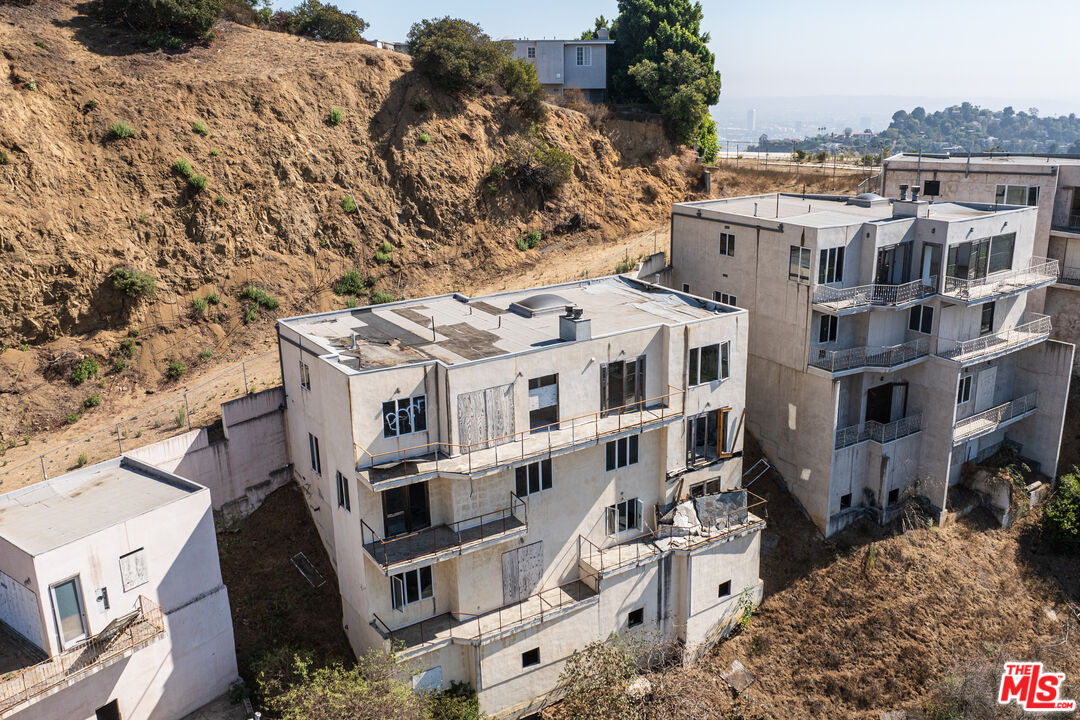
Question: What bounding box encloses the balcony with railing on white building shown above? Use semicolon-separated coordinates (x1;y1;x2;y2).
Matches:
939;258;1058;303
935;314;1051;366
808;338;929;377
812;277;937;315
834;414;923;450
952;392;1038;445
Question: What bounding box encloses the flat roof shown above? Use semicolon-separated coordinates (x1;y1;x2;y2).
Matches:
280;276;737;371
886;152;1080;167
0;457;202;556
676;193;1004;228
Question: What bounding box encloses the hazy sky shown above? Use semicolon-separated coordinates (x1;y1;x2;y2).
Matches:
280;0;1080;110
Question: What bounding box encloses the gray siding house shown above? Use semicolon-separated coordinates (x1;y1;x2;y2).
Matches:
510;30;613;102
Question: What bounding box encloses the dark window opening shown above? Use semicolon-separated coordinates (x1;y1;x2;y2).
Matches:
923;180;941;196
605;435;640;470
887;488;900;505
96;700;121;720
383;482;431;538
628;608;644;627
840;493;852;510
528;374;559;431
601;356;646;414
818;314;837;343
522;648;540;668
515;459;553;497
980;302;995;335
718;580;731;598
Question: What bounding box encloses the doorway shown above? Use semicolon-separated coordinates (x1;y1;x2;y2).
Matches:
865;382;907;424
382;483;431;538
875;244;911;285
920;243;942;285
601;356;646;414
50;577;88;649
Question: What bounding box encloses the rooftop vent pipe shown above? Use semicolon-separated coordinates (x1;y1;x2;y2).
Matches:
899;184;909;201
559;306;591;342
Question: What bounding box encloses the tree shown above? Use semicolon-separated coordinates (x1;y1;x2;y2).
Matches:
627;48;721;146
286;0;367;42
92;0;223;42
696;116;718;162
496;58;546;121
580;15;610;40
1043;471;1080;553
407;18;511;94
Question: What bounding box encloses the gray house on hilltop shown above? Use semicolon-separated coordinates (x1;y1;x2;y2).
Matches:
510;30;613;102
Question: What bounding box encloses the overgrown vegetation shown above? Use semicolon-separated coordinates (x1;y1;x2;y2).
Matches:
342;194;358;213
192;120;209;135
71;358;100;386
407;17;510;94
328;107;344;126
552;638;641;720
242;285;280;310
333;271;372;296
83;393;102;408
91;0;224;45
505;127;575;197
111;267;157;299
166;358;187;379
496;59;546;121
515;229;542;251
371;290;397;304
1043;470;1080;553
374;240;393;264
109;121;135;140
268;0;368;42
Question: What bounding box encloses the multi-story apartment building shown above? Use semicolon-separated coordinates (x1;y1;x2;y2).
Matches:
882;152;1080;366
510;31;612;102
659;191;1073;537
0;456;238;720
276;276;763;718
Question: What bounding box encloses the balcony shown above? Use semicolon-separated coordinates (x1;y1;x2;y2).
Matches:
360;494;528;573
936;314;1051;365
1051;215;1080;235
0;597;165;717
953;392;1038;444
357;387;684;488
834;414;922;450
813;277;936;314
940;258;1058;303
808;338;929;376
371;573;599;655
1058;266;1080;287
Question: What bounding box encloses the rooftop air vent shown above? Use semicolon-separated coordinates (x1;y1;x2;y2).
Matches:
559;306;591;342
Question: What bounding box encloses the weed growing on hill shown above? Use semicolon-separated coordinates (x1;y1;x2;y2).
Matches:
109;121;135;139
71;358;99;385
192;121;208;135
329;108;344;126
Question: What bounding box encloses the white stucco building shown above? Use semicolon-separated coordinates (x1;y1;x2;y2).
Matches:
276;276;763;718
510;31;613;102
0;456;238;720
658;191;1074;537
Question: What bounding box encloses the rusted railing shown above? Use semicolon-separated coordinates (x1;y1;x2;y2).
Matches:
953;392;1038;443
942;258;1058;300
355;386;684;482
360;493;527;570
372;571;599;651
813;277;936;311
0;596;165;714
834;414;923;450
936;313;1051;363
809;337;929;373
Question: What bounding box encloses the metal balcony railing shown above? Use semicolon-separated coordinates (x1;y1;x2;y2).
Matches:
0;596;165;714
936;314;1051;364
941;259;1059;301
953;392;1038;443
809;338;929;374
1059;266;1080;286
834;414;923;450
813;277;937;311
360;493;527;570
356;387;684;485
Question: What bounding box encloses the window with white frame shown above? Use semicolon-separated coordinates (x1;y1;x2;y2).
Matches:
606;498;643;535
335;470;351;511
719;232;735;256
957;375;972;405
605;436;639;470
515;459;552;497
818;246;844;284
713;291;737;306
688;342;730;385
391;566;433;610
308;433;321;475
299;361;311;390
995;184;1039;207
818;314;837;343
382;395;427;438
908;305;934;334
527;47;535;59
789;246;811;283
576;46;592;66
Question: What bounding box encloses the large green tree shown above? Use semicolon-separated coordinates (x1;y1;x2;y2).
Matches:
608;0;721;151
407;18;511;94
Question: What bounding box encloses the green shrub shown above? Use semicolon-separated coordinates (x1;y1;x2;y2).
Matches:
379;240;393;254
507;128;575;194
111;267;157;299
412;96;431;112
515;229;542;251
328;107;344;126
489;162;504;179
25;79;37;91
71;358;100;385
1043;471;1080;553
210;148;220;156
84;99;98;112
614;258;631;273
407;17;510;94
119;337;137;357
198;348;213;361
333;271;371;296
174;406;187;427
192;120;208;135
18;344;28;351
497;58;546;121
484;182;498;197
174;158;194;178
0;151;7;165
371;290;397;304
276;1;368;42
76;453;88;467
166;359;187;379
419;132;430;144
113;357;127;373
191;297;209;315
90;0;223;42
66;412;81;425
243;305;258;324
242;285;280;309
109;121;135;140
342;194;358;213
189;174;208;191
206;292;220;305
215;194;225;206
429;681;482;720
83;393;102;408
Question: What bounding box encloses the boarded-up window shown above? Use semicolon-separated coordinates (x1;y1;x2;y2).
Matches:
457;383;515;450
502;541;543;604
119;548;149;592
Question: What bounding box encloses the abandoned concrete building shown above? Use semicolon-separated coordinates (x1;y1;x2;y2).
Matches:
657;191;1074;537
0;457;238;720
276;276;764;718
883;152;1080;367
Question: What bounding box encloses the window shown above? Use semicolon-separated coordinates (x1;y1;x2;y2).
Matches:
528;374;559;430
980;302;995;335
522;648;540;668
718;580;731;598
96;700;121;720
391;566;433;610
601;357;646;413
336;470;351;511
957;375;972;404
818;315;837;343
605;436;639;470
308;433;321;475
908;305;934;334
719;232;735;256
515;459;552;497
526;47;535;59
789;246;811;283
947;234;1014;282
606;498;643;535
840;493;852;510
382;395;427;438
299;361;311;390
627;608;644;627
995;184;1039;207
575;46;592;66
682;283;691;293
987;233;1015;275
688;342;730;385
383;483;430;537
686;408;730;465
818;246;844;284
713;291;737;306
887;488;900;505
119;549;148;592
50;578;88;648
923;179;941;196
690;477;722;497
